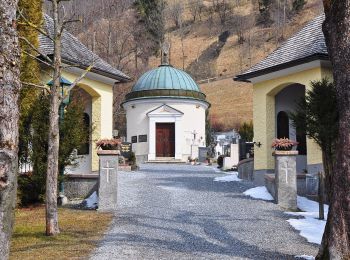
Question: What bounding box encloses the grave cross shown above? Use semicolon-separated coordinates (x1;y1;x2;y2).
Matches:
102;161;114;183
281;161;294;184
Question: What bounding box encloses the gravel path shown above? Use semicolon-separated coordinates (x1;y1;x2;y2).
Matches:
91;164;318;260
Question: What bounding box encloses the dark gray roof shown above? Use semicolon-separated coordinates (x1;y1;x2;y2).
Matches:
235;14;328;81
39;14;131;82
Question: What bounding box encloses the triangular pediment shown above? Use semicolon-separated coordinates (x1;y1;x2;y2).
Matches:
147;104;184;117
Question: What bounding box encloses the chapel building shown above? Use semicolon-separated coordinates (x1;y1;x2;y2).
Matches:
123;58;210;163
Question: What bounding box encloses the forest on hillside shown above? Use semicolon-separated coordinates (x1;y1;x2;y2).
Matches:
43;0;323;132
44;0;323;79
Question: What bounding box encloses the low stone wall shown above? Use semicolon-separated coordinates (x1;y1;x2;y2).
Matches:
64;174;98;199
238;158;254;181
297;174;307;196
264;173;307;200
264;174;276;199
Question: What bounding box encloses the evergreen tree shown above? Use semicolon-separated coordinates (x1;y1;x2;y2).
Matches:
134;0;166;53
17;0;43;170
238;121;254;142
290;78;338;198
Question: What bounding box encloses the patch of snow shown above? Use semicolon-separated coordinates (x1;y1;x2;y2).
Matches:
214;172;242;182
297;196;329;218
243;186;274;201
288;217;326;244
286;196;329;245
84;191;98;209
295;255;315;260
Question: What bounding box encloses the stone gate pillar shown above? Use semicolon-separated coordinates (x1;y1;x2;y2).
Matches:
97;150;119;212
273;150;298;210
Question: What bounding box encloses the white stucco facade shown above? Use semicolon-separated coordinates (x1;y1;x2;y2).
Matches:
123;98;209;162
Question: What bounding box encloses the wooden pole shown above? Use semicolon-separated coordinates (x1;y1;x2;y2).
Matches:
318;171;325;220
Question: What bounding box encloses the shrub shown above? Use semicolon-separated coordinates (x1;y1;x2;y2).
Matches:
18;92;90;206
238;121;254;142
129;152;137;166
217;155;224;168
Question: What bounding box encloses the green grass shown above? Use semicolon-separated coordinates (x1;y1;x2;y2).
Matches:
10;206;113;260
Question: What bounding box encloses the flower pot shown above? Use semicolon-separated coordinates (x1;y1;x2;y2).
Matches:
276;146;293;151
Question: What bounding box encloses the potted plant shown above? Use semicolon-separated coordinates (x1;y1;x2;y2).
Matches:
96;138;121;150
271;138;298;151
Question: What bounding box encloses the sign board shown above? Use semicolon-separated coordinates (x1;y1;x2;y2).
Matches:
239;140;254;160
120;142;132;159
198;147;209;163
139;135;147;142
131;136;137;143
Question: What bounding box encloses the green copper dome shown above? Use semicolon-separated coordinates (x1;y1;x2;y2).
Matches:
125;64;207;102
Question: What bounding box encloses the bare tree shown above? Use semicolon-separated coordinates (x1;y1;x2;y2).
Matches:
212;0;233;25
167;1;184;28
0;0;21;258
189;0;204;22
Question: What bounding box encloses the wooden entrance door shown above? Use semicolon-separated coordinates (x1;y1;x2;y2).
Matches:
156;123;175;157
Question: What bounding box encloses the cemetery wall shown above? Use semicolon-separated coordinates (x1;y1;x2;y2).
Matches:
238;158;254;181
64;174;98;199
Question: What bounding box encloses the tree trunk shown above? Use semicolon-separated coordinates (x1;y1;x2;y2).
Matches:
317;1;350;258
318;171;325;220
46;0;61;236
0;0;21;258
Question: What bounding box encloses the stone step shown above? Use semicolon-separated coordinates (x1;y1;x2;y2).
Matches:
145;158;186;164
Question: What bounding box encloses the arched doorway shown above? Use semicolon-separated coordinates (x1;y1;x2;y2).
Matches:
275;83;307;173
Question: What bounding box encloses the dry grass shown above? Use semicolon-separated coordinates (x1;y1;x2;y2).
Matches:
154;0;323;128
200;77;253;130
10;206;113;260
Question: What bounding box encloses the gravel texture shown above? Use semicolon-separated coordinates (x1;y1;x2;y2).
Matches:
91;164;318;260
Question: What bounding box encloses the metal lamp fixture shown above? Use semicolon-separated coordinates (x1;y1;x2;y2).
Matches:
254;141;262;147
47;76;73;196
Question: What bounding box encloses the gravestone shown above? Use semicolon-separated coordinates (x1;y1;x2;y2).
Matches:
191;144;199;160
223;144;240;170
273;150;298;210
97;150;119;212
120;142;132;159
198;147;208;163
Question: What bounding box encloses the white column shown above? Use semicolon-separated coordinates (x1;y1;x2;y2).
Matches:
175;117;183;160
148;118;156;160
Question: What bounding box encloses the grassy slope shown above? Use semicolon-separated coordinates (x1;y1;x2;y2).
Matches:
10;206;112;260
